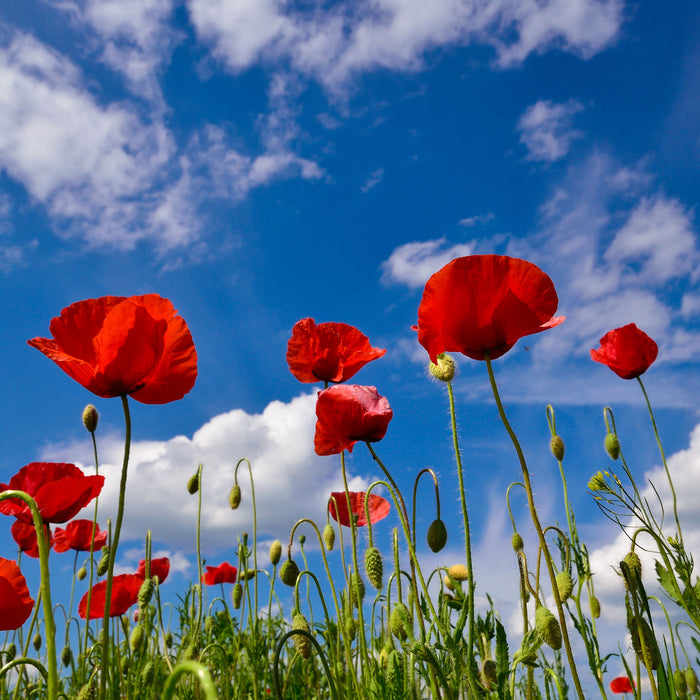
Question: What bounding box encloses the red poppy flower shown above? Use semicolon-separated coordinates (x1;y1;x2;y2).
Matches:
314;385;393;456
610;676;635;694
0;463;104;525
28;294;197;404
590;323;658;380
415;255;565;362
0;557;35;630
202;562;238;585
11;520;52;559
53;519;107;553
287;318;386;384
328;492;390;527
78;574;143;620
136;557;170;583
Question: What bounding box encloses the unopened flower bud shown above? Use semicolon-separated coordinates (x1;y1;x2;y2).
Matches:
130;625;145;653
674;670;688;699
5;643;16;661
556;571;573;602
32;633;42;651
605;432;621;460
345;615;356;642
229;484;241;509
629;616;660;669
480;658;497;692
512;532;524;552
550;435;565;461
82;405;99;433
97;549;110;576
292;613;312;659
77;566;87;581
141;660;155;684
323;523;335;551
429;353;456;382
535;605;562;650
365;547;384;590
269;540;282;566
685;668;698;693
186;473;199;495
232;583;243;609
427;519;448;553
138;578;155;608
389;603;412;641
590;596;601;618
61;646;73;668
280;559;300;587
164;632;173;648
447;564;469;582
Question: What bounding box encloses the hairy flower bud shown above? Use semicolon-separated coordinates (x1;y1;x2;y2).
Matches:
141;660;156;684
427;519;448;553
535;605;562;650
229;484;241;509
480;659;497;692
428;353;456;382
629;616;660;669
605;432;621;460
675;670;688;699
685;668;698;693
130;625;145;653
232;583;243;609
590;596;601;618
389;603;412;641
323;523;335;551
82;405;99;433
292;613;312;659
447;564;469;582
556;571;573;602
512;532;524;552
269;540;282;566
186;473;199;495
345;616;356;642
550;435;565;461
365;547;384;590
138;578;155;608
280;559;300;587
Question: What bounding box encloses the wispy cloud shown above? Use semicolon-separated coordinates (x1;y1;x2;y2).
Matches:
361;168;385;193
517;99;584;162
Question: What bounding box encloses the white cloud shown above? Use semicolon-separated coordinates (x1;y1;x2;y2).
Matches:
458;213;494;227
361;168;385;193
517;99;584;162
187;0;624;90
380;237;475;288
41;394;371;552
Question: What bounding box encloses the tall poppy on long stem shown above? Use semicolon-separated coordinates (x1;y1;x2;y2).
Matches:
590;323;658;379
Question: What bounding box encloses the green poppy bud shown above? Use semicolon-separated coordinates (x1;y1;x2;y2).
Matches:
427;519;448;553
389;603;412;641
61;645;73;668
186;473;199;495
269;540;282;566
685;667;698;693
229;484;241;509
550;435;565;461
590;596;601;618
138;578;155;608
130;625;145;653
605;432;621;460
141;660;156;684
535;605;562;650
280;559;300;587
5;644;16;661
232;583;243;609
164;632;173;648
344;616;356;642
32;633;42;651
365;547;383;590
556;571;573;602
629;616;660;670
97;549;110;576
480;658;497;692
512;532;524;552
387;650;404;696
82;405;99;433
77;566;87;581
323;523;335;551
675;669;688;699
292;613;312;659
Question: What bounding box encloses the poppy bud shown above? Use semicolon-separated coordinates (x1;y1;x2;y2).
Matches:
447;564;469;582
685;668;698;693
292;613;312;659
141;660;155;684
512;532;524;552
97;548;110;576
5;644;16;661
590;596;601;618
269;540;282;566
298;534;306;545
480;658;497;692
164;632;173;648
345;616;356;642
556;571;573;602
323;523;335;551
130;625;145;653
675;670;688;699
427;519;448;553
365;547;384;590
605;433;620;460
349;572;365;607
120;656;130;674
32;633;42;651
443;574;454;592
138;578;155;608
389;603;412;641
82;405;99;433
229;484;241;509
232;583;243;609
76;678;98;700
204;616;214;637
387;650;403;696
428;353;456;382
629;616;660;669
550;435;565;461
280;559;300;587
535;605;562;650
186;473;199;495
77;566;87;581
622;551;642;592
61;645;73;668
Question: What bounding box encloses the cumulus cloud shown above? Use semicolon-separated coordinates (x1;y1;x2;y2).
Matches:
517;99;584;162
41;394;371;552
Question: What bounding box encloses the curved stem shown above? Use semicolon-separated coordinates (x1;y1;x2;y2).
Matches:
162;661;218;700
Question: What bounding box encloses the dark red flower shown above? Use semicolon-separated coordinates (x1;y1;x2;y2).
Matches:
287;318;386;384
610;676;635;694
314;385;393;456
203;562;238;585
416;255;565;362
78;574;143;620
0;463;104;525
328;492;390;527
0;557;35;630
590;323;658;380
53;519;107;553
28;294;197;404
136;557;170;583
11;520;52;559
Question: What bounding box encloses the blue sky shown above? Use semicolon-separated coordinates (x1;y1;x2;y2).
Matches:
1;0;700;683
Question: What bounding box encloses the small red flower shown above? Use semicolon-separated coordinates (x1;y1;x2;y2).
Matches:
287;318;386;384
314;385;393;456
11;520;52;559
28;294;197;404
610;675;635;694
203;562;238;585
328;492;390;527
53;519;107;553
136;557;170;583
0;557;35;630
78;574;143;620
590;323;658;380
0;463;104;525
416;255;565;362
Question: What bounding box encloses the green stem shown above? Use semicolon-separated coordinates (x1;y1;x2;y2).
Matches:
162;661;218;700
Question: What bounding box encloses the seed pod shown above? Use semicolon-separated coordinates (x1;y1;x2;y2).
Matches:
229;484;241;509
605;433;621;460
556;571;573;602
364;547;383;590
427;519;448;553
186;472;199;495
685;668;698;693
512;532;524;552
590;596;601;618
535;605;562;650
629;616;660;670
130;625;145;653
480;659;497;692
279;559;300;587
82;405;99;433
292;613;312;659
32;633;42;651
323;523;335;551
77;566;87;581
138;578;155;608
232;583;243;609
269;540;282;566
389;603;412;641
428;353;456;382
61;645;73;668
550;435;565;461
